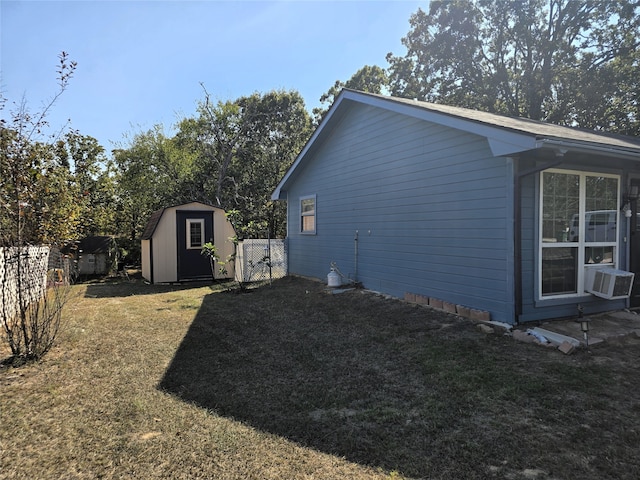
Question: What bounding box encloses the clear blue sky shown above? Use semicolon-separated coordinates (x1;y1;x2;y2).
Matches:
1;0;426;151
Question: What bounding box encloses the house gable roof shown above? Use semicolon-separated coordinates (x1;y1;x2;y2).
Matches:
272;89;640;200
375;93;640;154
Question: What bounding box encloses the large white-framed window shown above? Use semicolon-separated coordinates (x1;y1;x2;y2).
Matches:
539;169;620;298
300;195;316;234
186;219;205;249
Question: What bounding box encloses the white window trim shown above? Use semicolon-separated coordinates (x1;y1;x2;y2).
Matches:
300;194;316;235
186;219;205;249
538;168;620;300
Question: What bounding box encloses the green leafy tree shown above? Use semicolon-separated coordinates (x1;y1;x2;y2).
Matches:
194;85;263;209
232;90;312;238
52;131;114;237
386;0;640;132
1;53;80;246
31;141;83;243
568;38;640;136
89;162;119;236
181;88;312;238
112;126;184;241
313;65;389;123
111;89;311;242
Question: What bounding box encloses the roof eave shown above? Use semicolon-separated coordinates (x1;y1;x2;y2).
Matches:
271;90;640;199
535;138;640;160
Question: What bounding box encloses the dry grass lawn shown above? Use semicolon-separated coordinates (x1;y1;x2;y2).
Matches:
1;275;640;479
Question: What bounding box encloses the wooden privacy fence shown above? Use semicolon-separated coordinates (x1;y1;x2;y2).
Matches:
0;246;50;322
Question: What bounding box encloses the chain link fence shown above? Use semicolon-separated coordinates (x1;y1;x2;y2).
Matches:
235;239;287;283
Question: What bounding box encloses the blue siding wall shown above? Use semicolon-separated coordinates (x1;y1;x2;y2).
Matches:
285;104;516;323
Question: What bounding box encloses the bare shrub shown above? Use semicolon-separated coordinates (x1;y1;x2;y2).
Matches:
0;52;76;364
0;247;69;363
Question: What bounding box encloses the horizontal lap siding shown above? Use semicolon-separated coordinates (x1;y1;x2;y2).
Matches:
287;105;514;322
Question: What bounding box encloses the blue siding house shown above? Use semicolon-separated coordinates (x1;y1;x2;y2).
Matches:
272;90;640;324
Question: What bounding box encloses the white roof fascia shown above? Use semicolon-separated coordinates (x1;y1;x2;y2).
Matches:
487;137;539;156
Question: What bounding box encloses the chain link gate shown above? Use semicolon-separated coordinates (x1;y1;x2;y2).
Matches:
235;239;287;283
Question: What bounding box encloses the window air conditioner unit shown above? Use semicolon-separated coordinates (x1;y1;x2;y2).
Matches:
585;267;634;300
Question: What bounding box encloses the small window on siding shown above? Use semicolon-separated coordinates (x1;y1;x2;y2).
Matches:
300;195;316;234
187;219;205;249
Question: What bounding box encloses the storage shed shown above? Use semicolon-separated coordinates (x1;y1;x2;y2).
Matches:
141;202;236;283
272;89;640;325
77;236;117;276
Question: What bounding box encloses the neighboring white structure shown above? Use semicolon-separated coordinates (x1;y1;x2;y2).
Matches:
76;236;117;275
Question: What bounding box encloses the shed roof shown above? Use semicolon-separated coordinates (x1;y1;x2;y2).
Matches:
77;236;115;254
273;89;640;200
140;201;222;240
141;208;165;240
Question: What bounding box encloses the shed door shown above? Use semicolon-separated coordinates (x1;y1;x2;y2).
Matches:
176;210;214;281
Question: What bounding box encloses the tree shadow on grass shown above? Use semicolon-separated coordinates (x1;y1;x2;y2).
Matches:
157;277;502;478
